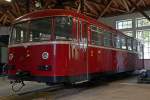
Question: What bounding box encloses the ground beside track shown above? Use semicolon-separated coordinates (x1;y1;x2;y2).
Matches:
0;75;150;100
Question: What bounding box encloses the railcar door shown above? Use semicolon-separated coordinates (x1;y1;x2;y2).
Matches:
78;20;89;83
69;19;89;83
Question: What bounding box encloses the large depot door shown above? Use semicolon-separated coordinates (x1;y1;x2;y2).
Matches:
69;19;89;83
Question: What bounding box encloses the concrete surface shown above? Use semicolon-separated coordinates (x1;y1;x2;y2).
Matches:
0;76;49;96
0;76;150;100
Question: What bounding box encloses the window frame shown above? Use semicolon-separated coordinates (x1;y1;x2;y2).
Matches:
29;17;52;42
116;19;132;29
91;25;103;46
136;17;150;28
54;16;73;41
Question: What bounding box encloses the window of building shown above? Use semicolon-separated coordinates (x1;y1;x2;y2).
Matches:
136;30;144;42
123;31;133;37
138;42;144;59
136;17;150;27
116;19;132;29
136;30;150;59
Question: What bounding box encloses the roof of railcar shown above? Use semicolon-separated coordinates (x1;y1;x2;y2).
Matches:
14;9;124;36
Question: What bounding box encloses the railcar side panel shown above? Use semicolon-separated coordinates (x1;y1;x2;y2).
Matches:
87;46;139;74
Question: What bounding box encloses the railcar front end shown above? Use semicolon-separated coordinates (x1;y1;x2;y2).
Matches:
8;16;78;84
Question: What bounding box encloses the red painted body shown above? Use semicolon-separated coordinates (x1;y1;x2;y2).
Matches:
8;9;144;83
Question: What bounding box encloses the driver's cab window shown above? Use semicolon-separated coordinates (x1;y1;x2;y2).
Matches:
29;18;52;42
11;22;28;44
55;16;73;41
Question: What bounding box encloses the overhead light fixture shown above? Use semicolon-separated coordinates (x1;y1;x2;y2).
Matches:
5;0;11;2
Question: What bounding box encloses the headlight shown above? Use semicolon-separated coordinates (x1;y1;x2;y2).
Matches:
42;52;49;60
9;53;14;61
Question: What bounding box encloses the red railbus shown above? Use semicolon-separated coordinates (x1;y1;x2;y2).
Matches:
8;9;144;84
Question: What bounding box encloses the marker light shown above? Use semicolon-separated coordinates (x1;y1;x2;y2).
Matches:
9;53;14;61
42;52;49;60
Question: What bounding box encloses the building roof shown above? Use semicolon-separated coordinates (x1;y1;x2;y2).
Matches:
0;0;150;26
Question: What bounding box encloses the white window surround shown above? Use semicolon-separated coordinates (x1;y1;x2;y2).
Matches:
116;19;132;29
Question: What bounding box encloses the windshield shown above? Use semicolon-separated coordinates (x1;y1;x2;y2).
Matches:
55;16;73;41
10;22;28;44
29;18;51;42
10;18;51;44
10;16;73;45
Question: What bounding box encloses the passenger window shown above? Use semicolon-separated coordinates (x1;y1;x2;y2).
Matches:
112;34;116;48
104;31;112;47
82;21;87;38
121;36;127;49
133;39;138;51
97;28;104;45
73;19;78;39
115;35;121;48
91;25;102;45
55;16;73;41
81;21;88;43
127;38;132;50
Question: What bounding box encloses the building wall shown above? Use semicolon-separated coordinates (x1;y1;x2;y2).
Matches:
0;47;8;64
99;11;150;27
0;27;10;35
98;11;150;69
0;27;9;65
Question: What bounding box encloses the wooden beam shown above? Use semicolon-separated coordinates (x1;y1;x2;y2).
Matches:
80;0;85;13
112;0;119;7
25;0;30;12
14;1;21;16
110;7;127;13
86;1;101;13
69;7;78;12
0;11;3;15
85;1;98;15
128;0;150;21
86;0;102;12
84;12;97;18
87;0;127;13
0;14;5;23
77;0;81;13
121;0;130;12
11;2;17;13
3;15;8;25
9;9;18;18
142;0;146;7
100;0;113;17
6;10;16;20
130;0;143;12
43;0;55;9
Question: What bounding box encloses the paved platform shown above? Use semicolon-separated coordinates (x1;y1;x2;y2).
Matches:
0;76;150;100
